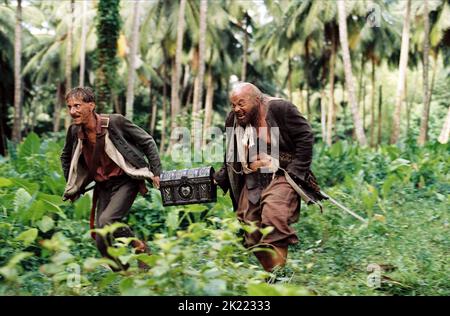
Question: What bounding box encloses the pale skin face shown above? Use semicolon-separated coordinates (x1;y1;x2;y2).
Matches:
230;87;260;127
66;97;96;127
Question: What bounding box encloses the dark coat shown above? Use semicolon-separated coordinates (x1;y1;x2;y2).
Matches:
60;113;162;182
214;99;322;210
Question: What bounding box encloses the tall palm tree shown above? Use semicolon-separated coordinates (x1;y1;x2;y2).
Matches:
418;0;430;146
79;0;88;87
125;0;141;120
203;67;214;142
12;0;22;143
191;0;207;159
95;0;121;113
391;0;412;144
326;21;338;146
416;0;449;145
191;0;207;121
337;0;367;146
170;0;186;132
63;0;74;131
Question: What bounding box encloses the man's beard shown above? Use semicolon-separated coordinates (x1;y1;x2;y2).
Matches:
237;106;259;127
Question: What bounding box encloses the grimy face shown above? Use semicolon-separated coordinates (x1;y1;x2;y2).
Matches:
66;97;95;126
230;91;259;126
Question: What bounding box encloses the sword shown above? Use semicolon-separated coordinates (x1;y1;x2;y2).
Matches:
281;168;368;224
320;190;368;224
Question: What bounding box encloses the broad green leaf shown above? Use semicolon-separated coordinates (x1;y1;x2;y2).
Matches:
28;200;47;223
107;246;127;258
15;228;38;246
260;226;274;237
0;252;33;281
330;141;343;158
382;174;398;198
83;257;119;271
37;215;55;233
38;193;64;206
241;222;258;234
18;132;41;159
119;277;135;293
99;272;119;289
8;252;33;266
0;178;13;187
51;251;75;265
41;232;73;252
183;204;207;213
74;195;91;219
166;209;179;231
11;178;40;195
14;188;32;213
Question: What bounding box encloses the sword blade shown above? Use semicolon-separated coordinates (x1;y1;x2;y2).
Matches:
321;191;368;224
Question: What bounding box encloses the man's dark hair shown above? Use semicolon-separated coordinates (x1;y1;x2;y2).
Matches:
65;87;96;103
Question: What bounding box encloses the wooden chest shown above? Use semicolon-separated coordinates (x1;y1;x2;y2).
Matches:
159;166;217;206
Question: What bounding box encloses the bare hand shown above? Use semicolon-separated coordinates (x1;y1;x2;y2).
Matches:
249;159;271;171
63;193;80;203
151;176;160;189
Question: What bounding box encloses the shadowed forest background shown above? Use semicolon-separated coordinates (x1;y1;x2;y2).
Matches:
0;0;449;296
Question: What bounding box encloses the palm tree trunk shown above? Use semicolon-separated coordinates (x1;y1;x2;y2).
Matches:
12;0;22;143
287;56;293;102
377;84;382;146
358;55;364;106
406;76;414;137
64;0;74;131
148;81;156;134
79;0;88;87
160;61;168;153
391;0;411;144
183;64;190;91
299;84;305;114
428;52;438;107
203;68;214;147
326;27;337;146
305;37;311;118
370;58;376;147
192;0;208;124
125;0;141;120
320;89;327;142
438;106;450;144
306;85;311;119
53;83;63;133
362;81;366;132
241;13;248;81
170;0;186;132
184;82;194;109
418;0;431;146
337;0;367;146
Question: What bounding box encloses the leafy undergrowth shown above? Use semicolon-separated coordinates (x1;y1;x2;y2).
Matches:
0;133;448;295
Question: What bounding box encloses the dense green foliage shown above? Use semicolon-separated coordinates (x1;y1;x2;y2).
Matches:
94;0;121;113
0;133;447;295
